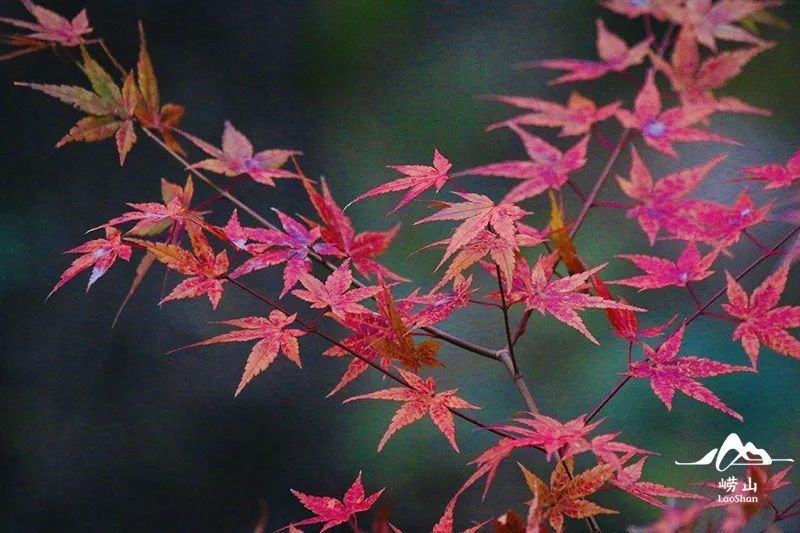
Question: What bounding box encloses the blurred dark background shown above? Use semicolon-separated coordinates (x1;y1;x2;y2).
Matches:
2;1;800;531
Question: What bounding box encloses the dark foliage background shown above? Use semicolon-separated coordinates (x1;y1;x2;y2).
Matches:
2;1;799;531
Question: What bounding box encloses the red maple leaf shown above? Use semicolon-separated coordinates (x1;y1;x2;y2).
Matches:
289;472;384;532
48;227;132;298
458;124;589;203
685;189;770;248
180;121;300;186
626;325;753;420
742;147;800;189
229;209;329;297
592;274;676;342
722;266;800;367
520;19;652;85
519;460;617;533
651;24;773;115
616;70;740;158
616;146;727;245
0;0;91;47
415;192;529;270
349;149;452;212
676;0;779;50
611;456;706;509
611;242;720;290
511;255;644;344
131;223;228;309
176;310;305;396
344;368;479;452
292;261;382;319
302;178;406;282
485;91;621;137
97;176;210;236
404;274;473;329
601;0;677;20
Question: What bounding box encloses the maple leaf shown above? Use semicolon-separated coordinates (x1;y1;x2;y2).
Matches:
592;274;675;342
48;227;132;298
289;472;384;532
230;209;328;297
611;456;706;509
303;178;407;282
364;287;444;371
96;176;210;236
616;146;727;245
134;23;186;155
722;266;800;367
611;242;720;290
485;91;621;137
344;368;478;452
685;189;770;248
675;0;780;50
292;261;382;319
512;255;644;344
616;71;740;158
741;147;800;189
626;325;753;420
415;191;529;268
404;274;473;329
176;310;305;396
349;149;452;212
520;19;652;85
179;121;300;186
457;124;589;203
601;0;679;20
651;25;773;115
519;460;617;533
628;502;707;533
547;190;584;275
18;48;139;165
130;223;228;309
0;0;91;47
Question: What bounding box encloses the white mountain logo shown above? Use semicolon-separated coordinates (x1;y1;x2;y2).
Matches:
675;433;795;472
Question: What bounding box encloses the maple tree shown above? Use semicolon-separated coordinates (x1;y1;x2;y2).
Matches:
8;0;800;531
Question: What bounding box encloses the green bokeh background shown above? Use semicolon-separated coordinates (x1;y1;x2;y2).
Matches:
1;1;799;531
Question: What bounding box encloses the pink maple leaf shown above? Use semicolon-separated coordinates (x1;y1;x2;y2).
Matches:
349;149;452;212
651;25;774;115
289;472;384;532
48;227;132;298
677;0;780;50
601;0;678;20
344;368;479;452
512;255;644;344
230;209;330;297
302;178;407;282
616;70;740;158
180;121;300;186
0;0;91;47
742;147;800;190
520;19;653;85
485;91;621;137
611;456;706;509
415;192;530;269
457;124;589;203
292;261;382;318
686;189;770;248
592;274;675;342
130;223;228;309
626;325;753;420
175;310;305;396
722;266;800;367
616;146;727;245
611;242;720;290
